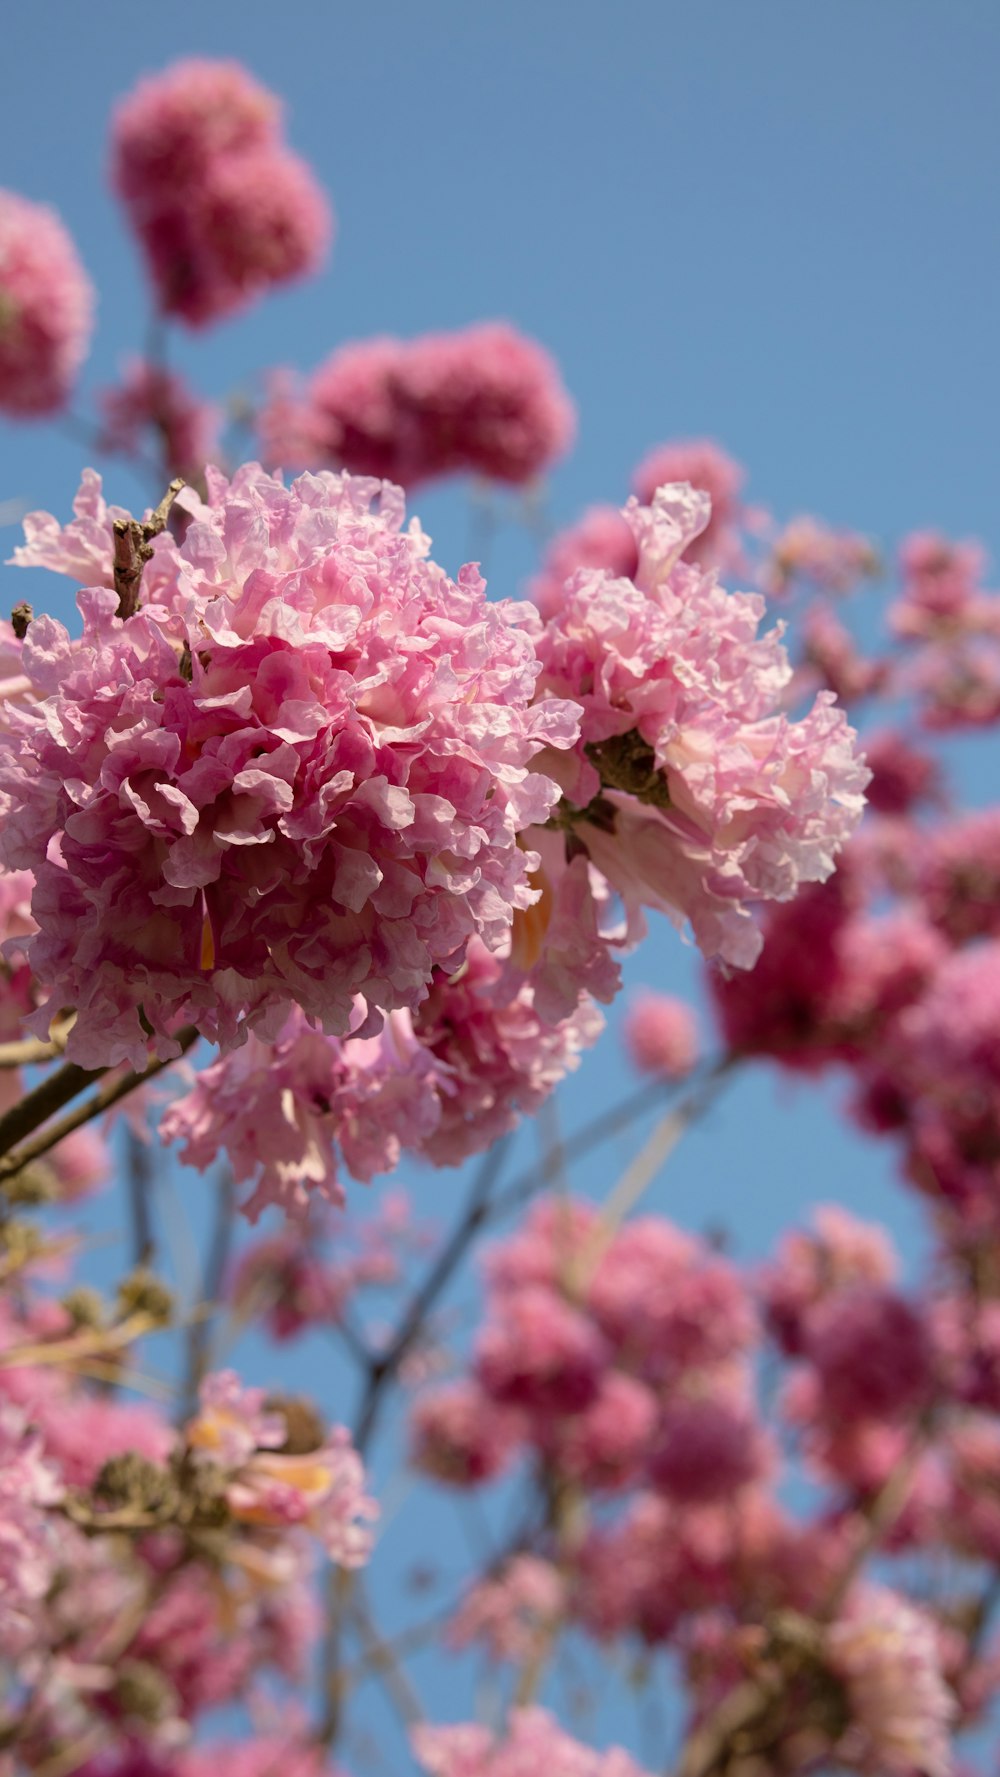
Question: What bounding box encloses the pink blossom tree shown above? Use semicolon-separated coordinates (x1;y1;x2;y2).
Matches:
0;51;997;1777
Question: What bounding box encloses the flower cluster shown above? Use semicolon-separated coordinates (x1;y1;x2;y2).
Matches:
110;59;331;324
261;321;575;487
0;188;93;414
531;483;868;982
1;465;578;1069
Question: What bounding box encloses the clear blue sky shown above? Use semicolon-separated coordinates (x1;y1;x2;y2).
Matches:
2;1;999;1763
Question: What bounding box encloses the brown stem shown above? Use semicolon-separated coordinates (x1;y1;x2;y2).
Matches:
113;477;184;618
0;1027;199;1186
0;1058;107;1161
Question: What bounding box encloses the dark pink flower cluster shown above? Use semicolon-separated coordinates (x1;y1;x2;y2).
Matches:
0;189;93;415
1;466;578;1069
855;941;1000;1230
261;321;575;487
110;59;331;325
710;853;946;1072
411;1197;761;1505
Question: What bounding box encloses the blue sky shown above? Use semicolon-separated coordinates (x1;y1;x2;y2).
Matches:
2;1;999;1763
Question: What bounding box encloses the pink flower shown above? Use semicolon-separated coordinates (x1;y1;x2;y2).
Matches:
589;1216;756;1383
911;636;1000;730
0;1401;67;1657
647;1392;773;1504
853;942;1000;1223
622;992;698;1078
862;728;944;817
632;439;746;571
164;948;600;1216
186;1370;286;1469
448;1556;564;1662
475;1285;609;1416
804;1286;935;1422
408;939;603;1167
36;1393;173;1488
826;1585;955;1777
9;466;129;589
918;808;1000;944
891;531;988;638
0;190;93;415
182;1744;337;1777
410;1379;522;1486
262;322;575;487
542;1369;657;1492
97;358;221;480
414;1708;651;1777
764;516;879;599
111;59;331;325
0;466;578;1070
799;603;888;703
529;505;637;619
535;484;869;973
760;1205;898;1357
227;1426;377;1568
229;1230;350;1339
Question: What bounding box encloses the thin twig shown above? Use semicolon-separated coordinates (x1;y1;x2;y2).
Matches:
180;1166;236;1422
0;1058;107;1161
0;1028;199;1186
354;1135;512;1457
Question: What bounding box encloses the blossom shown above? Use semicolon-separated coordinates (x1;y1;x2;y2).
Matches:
764;515;879;599
110;59;331;325
799;602;888;703
622;992;698;1078
475;1286;609;1416
541;1369;657;1491
0;1401;66;1657
918;808;1000;944
410;1380;522;1486
646;1392;773;1504
261;322;575;486
804;1286;935;1422
853;942;1000;1223
632;439;746;571
186;1370;286;1469
891;531;989;639
534;484;869;973
826;1585;954;1777
413;1708;651;1777
0;466;579;1069
97;358;221;480
862;727;945;817
227;1426;377;1568
408;939;603;1166
588;1215;757;1384
0;189;93;415
448;1556;565;1662
760;1206;898;1357
528;505;637;619
164;943;599;1216
181;1744;336;1777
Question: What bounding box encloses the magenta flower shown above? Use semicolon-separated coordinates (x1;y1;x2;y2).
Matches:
0;190;93;415
261;321;575;487
111;59;331;325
